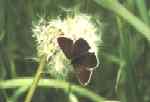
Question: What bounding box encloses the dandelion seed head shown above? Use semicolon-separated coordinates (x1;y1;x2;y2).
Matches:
32;14;102;79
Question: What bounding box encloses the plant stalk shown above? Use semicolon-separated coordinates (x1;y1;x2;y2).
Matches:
24;56;46;102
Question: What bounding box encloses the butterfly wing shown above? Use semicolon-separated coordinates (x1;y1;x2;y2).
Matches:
75;65;93;86
72;52;97;85
57;37;73;59
72;52;97;69
73;38;90;57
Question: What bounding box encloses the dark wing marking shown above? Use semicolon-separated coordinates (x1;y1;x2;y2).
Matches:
57;37;73;59
72;52;97;69
73;38;90;57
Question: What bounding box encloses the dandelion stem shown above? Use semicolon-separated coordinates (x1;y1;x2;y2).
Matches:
24;56;46;102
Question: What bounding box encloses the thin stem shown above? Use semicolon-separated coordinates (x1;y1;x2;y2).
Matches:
94;0;150;41
9;58;16;78
1;89;9;102
135;0;149;25
24;56;46;102
0;78;105;102
10;86;29;102
126;0;135;11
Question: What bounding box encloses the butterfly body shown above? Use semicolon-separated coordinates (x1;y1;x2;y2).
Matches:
57;37;97;85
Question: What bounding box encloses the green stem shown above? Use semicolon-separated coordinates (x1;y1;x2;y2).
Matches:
135;0;149;25
1;89;9;102
126;0;135;11
24;56;46;102
116;16;142;102
93;0;150;41
0;78;104;102
9;86;29;102
9;58;16;78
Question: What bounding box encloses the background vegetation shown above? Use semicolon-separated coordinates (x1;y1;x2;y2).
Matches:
0;0;150;102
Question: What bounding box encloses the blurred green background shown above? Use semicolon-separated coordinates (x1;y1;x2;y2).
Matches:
0;0;150;102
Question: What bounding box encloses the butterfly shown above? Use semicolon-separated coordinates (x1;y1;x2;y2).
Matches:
57;37;97;85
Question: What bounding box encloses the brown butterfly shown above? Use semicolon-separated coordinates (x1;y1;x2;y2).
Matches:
57;37;97;85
